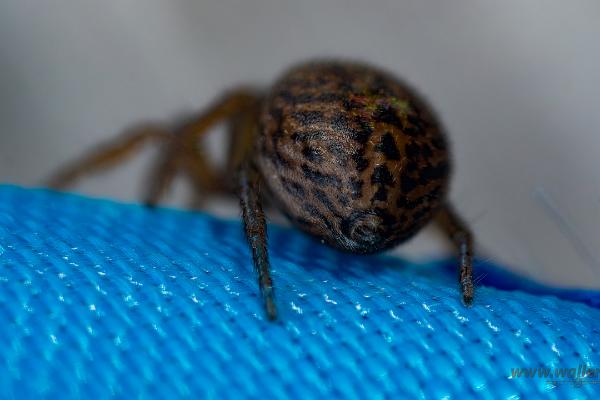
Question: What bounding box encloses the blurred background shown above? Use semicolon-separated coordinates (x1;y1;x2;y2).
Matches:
0;1;598;289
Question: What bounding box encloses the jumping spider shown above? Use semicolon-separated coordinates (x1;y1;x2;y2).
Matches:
47;60;475;320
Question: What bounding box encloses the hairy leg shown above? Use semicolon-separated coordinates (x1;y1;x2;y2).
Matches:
142;89;259;206
47;88;258;207
141;138;181;207
238;160;277;320
435;204;475;306
238;162;277;320
169;93;277;319
46;87;275;318
225;98;277;319
45;125;170;189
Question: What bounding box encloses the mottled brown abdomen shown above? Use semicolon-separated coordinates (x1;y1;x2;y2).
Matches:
257;61;450;254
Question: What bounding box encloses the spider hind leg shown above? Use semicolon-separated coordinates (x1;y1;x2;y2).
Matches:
238;160;277;320
229;98;278;320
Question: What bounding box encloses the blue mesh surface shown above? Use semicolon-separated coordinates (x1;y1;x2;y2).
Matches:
0;185;599;399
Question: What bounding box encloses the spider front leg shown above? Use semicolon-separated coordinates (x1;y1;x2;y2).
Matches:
435;204;475;306
228;97;277;320
237;161;277;320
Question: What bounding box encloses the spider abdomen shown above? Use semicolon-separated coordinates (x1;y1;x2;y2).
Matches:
257;61;451;254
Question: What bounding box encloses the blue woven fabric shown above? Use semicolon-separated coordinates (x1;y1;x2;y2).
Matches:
0;185;599;399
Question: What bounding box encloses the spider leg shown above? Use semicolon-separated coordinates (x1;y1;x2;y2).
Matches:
141;88;258;207
225;97;277;320
238;160;277;320
134;89;275;319
47;88;258;206
141;139;181;207
435;204;474;306
181;142;225;208
45;125;171;189
144;137;226;208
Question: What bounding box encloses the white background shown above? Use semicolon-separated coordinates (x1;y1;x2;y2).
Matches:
1;1;599;288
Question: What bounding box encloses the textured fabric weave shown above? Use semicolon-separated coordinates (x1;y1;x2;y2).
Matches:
0;185;598;399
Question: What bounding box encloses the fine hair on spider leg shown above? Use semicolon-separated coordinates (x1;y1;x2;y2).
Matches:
237;161;277;320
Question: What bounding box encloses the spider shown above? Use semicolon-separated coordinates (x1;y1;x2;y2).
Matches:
46;60;474;320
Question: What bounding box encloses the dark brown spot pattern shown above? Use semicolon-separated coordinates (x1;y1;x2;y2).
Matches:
257;60;451;253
